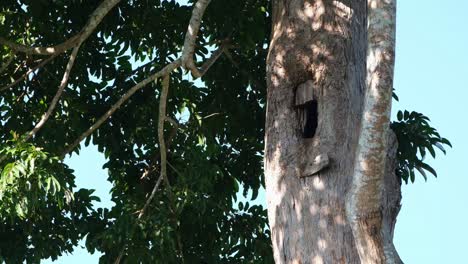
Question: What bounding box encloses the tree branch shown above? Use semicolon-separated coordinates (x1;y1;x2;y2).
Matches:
139;117;179;181
63;0;214;156
346;0;398;263
0;54;58;92
25;45;81;141
114;74;171;264
0;0;121;55
61;59;182;157
197;42;228;77
156;73;170;193
180;0;211;78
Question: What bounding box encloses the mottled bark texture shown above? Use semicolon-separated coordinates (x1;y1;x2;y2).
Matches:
346;0;400;263
264;0;401;263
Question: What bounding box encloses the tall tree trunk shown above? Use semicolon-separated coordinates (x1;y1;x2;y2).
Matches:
264;0;402;263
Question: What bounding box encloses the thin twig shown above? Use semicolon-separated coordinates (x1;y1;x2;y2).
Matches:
0;54;58;92
138;74;170;219
0;0;120;55
198;42;228;76
203;112;222;119
25;45;81;141
167;161;183;178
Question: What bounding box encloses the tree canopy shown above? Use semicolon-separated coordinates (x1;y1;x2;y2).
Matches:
0;0;449;263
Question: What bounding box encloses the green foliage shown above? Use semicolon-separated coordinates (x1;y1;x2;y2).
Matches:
2;0;272;262
391;110;451;183
0;136;73;220
0;136;101;263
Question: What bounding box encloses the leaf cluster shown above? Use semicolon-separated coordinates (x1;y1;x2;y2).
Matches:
391;110;451;183
0;136;101;263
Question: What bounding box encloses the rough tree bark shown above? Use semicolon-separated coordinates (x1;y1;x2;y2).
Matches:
264;0;402;263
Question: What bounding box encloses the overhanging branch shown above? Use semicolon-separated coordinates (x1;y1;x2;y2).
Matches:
0;0;121;55
180;0;212;78
61;59;181;157
63;0;216;157
25;45;81;141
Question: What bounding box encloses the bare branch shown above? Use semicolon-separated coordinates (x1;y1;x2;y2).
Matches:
25;45;81;141
137;171;165;220
142;74;170;218
157;74;170;187
63;0;215;156
114;75;172;264
139;117;179;181
184;41;227;79
61;59;182;157
0;0;121;55
180;0;212;77
0;54;58;92
203;112;223;119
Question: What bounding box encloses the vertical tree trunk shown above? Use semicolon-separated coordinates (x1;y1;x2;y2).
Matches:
346;0;400;263
264;0;402;263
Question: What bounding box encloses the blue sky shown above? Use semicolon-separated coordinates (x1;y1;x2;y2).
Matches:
45;0;468;263
392;0;468;262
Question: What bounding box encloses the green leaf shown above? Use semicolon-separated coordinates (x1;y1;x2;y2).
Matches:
419;162;437;178
434;142;446;154
51;176;61;193
15;203;25;219
45;177;52;193
441;137;452;147
427;145;436;158
415;166;427;181
397;111;402;121
410;170;415;183
16;163;26;176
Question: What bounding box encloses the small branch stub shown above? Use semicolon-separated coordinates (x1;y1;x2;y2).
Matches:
301;153;330;178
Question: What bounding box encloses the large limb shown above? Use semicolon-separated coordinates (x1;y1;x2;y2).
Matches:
0;0;121;55
180;0;212;78
346;0;398;263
